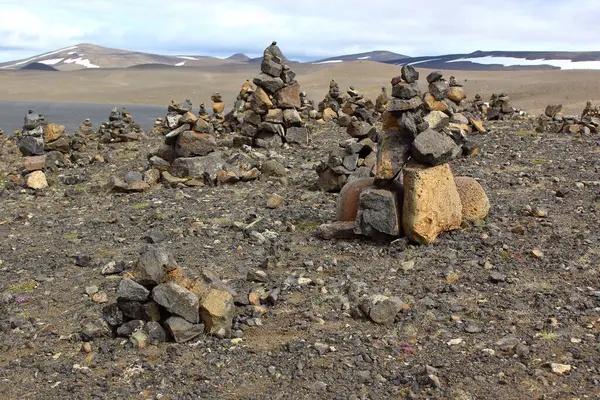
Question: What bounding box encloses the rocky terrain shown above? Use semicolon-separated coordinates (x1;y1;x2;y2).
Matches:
0;98;599;399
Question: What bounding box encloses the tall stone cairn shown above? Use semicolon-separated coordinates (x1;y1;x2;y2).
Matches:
318;66;490;244
236;42;309;147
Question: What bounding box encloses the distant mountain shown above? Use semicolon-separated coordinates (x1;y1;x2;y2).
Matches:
385;51;600;70
20;62;58;71
312;51;410;64
228;53;251;62
0;43;244;71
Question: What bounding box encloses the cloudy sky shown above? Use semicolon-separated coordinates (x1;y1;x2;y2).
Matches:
1;0;599;62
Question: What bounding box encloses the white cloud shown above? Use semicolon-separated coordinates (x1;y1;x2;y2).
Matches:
1;0;600;62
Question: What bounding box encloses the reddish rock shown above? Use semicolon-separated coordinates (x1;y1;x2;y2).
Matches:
336;178;375;221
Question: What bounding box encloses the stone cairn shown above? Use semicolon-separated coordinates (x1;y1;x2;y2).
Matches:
375;87;390;114
98;107;143;142
537;102;600;134
317;82;377;127
317;66;491;244
235;42;309;147
17;110;90;190
485;93;520;120
299;91;316;120
142;99;261;188
102;245;236;345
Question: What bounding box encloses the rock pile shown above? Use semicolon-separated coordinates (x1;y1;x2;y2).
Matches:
235;42;309;147
299;91;316;119
318;79;345;122
18;110;46;157
102;245;236;344
316;138;377;192
375;87;390;114
422;72;486;141
98;107;144;142
318;67;491;244
144;99;262;187
17;110;79;189
317;82;377;126
536;102;600;134
485;93;519;120
211;92;225;117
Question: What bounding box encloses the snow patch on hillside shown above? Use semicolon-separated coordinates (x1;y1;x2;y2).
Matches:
39;58;65;65
63;57;100;68
448;56;600;70
177;56;198;61
357;56;371;60
175;61;186;67
312;60;344;65
0;45;79;69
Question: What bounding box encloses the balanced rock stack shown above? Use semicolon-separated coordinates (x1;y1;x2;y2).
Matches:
235;42;308;147
19;110;73;155
102;245;236;344
18;110;72;190
316;138;377;192
148;99;261;186
375;87;390;114
536;102;599;134
485;93;518;120
340;87;376;124
317;67;491;244
19;110;46;157
98;107;143;142
299;91;316;119
317;80;346;122
211;93;225;117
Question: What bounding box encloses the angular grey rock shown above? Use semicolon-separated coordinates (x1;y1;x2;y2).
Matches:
19;136;45;156
117;320;145;337
117;299;161;322
261;57;283;77
401;65;419;84
429;80;449;101
152;282;200;324
253;73;285;94
369;296;403;325
285;126;309;144
392;82;421;100
193;118;214;134
133;245;178;286
400;112;418;137
117;278;150;302
164;316;205;343
24;111;42;130
168;152;225;181
411;129;460;166
124;171;143;184
426;71;443;84
164;123;191;145
148;156;171;170
243;110;262;126
144;321;167;343
355;187;403;237
387;97;422;113
166;113;182;129
102;303;124;326
174;131;217;157
254;132;282;148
